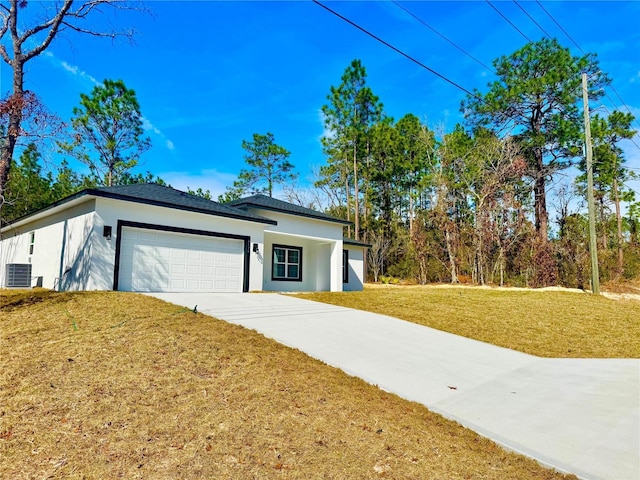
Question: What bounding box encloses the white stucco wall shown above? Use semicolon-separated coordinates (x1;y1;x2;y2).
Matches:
0;200;96;290
1;197;269;292
343;245;365;292
251;209;346;292
261;236;345;292
1;195;363;293
255;209;344;241
94;198;267;291
261;234;329;292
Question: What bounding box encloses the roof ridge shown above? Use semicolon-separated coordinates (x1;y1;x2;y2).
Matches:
228;194;351;226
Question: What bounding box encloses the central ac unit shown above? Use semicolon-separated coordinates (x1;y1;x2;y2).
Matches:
5;263;32;288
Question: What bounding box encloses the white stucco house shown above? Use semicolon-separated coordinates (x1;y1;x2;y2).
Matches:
0;184;368;293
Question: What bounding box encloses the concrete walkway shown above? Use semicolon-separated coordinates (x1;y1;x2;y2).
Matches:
148;292;640;480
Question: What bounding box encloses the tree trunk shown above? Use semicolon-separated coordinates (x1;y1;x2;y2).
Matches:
445;228;458;284
533;173;548;243
345;172;351;238
0;112;19;202
599;198;607;251
613;177;624;278
362;140;371;241
475;220;483;285
409;192;414;238
382;180;392;239
352;141;359;241
0;60;25;204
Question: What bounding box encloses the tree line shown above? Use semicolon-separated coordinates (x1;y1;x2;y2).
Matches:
311;39;638;288
1;1;638;288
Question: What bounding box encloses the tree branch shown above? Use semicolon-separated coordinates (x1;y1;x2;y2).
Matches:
8;0;18;48
22;0;73;61
59;21;126;39
0;8;9;46
0;45;10;65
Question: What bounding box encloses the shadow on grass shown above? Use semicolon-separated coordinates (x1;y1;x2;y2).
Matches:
0;289;78;312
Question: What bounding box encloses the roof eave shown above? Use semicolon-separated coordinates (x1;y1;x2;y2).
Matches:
1;189;92;232
91;190;278;225
343;238;371;248
235;201;352;226
1;189;278;233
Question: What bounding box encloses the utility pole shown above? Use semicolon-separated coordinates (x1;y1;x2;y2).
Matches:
582;73;600;294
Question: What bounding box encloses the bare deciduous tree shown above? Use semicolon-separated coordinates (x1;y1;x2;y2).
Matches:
368;233;391;282
0;0;141;204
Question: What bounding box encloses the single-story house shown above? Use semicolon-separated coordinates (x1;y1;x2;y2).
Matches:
0;183;368;293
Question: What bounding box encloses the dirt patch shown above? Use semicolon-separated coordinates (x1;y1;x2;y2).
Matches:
0;288;75;311
601;291;640;301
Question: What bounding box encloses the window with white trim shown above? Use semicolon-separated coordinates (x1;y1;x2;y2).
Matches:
272;245;302;281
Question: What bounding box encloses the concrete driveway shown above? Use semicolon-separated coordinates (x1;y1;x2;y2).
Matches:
147;292;640;480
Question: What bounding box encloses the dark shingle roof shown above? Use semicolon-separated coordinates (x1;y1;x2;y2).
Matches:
343;237;371;248
227;194;352;226
89;184;277;224
3;183;277;227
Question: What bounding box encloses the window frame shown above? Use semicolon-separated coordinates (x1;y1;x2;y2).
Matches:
342;249;349;283
28;232;35;255
271;244;303;282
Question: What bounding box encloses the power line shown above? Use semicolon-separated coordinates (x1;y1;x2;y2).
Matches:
513;1;551;39
314;0;639;158
620;180;640;200
484;0;531;43
311;0;481;101
596;104;640;151
535;0;582;52
607;83;640;137
496;0;628;139
391;1;494;74
534;0;640;139
586;79;640;145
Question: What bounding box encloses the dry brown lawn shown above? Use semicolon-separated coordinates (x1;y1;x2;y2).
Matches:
297;284;640;358
0;289;575;479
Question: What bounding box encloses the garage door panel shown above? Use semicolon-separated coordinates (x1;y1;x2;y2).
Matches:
171;249;186;260
216;251;232;261
185;265;198;275
187;250;201;261
172;264;186;274
157;248;171;260
118;227;244;292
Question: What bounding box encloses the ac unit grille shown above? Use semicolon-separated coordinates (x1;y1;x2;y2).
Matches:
5;263;32;287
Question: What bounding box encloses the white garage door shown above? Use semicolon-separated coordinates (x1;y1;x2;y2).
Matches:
118;227;244;292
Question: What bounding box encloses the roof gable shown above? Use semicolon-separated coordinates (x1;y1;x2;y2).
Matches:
228;194;351;226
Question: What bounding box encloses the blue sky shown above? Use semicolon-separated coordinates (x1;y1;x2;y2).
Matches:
2;1;639;202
